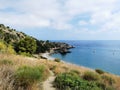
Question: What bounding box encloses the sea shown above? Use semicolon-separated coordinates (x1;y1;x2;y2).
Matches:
51;40;120;75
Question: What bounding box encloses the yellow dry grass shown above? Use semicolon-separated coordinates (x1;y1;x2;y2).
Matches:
0;54;47;90
0;53;120;90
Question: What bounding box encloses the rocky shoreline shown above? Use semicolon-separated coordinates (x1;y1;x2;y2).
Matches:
39;42;74;60
40;53;55;60
50;42;74;54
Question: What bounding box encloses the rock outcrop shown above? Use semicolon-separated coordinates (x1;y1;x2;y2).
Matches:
52;42;74;54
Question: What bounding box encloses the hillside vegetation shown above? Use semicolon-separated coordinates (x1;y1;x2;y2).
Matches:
0;54;120;90
0;39;120;90
0;24;72;55
0;24;51;54
0;41;15;54
0;24;26;44
0;24;120;90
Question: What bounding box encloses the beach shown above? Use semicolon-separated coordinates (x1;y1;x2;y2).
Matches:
40;53;55;60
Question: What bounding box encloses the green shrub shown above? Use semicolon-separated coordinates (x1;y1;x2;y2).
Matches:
0;41;6;53
95;69;105;74
54;58;61;62
54;73;79;90
0;59;13;65
15;37;37;54
54;72;102;90
14;65;45;88
83;71;100;81
0;41;15;54
6;45;16;54
96;81;106;90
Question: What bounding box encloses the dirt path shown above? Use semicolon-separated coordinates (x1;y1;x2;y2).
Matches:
43;71;56;90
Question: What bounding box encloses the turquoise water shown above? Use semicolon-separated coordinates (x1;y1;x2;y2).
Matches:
51;40;120;75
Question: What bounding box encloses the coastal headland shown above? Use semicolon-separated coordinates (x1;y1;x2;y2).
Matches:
0;24;120;90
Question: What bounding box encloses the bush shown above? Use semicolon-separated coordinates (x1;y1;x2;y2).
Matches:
14;66;45;89
0;41;15;54
54;72;102;90
96;81;106;90
95;69;105;74
54;58;61;62
83;71;100;81
0;41;6;53
6;45;16;54
15;37;37;54
0;59;13;65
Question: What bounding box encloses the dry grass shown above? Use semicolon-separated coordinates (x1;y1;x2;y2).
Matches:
0;53;120;90
0;54;49;90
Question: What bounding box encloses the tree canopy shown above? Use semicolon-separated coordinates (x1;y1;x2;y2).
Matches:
15;37;37;54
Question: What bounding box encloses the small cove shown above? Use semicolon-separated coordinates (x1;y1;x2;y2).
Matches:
51;40;120;75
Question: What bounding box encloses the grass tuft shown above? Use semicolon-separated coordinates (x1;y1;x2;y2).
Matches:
83;71;100;81
101;75;115;85
0;59;13;65
14;65;45;89
95;69;105;74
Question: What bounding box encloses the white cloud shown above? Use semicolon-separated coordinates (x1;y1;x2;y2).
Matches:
0;13;51;27
0;0;120;34
90;11;112;25
78;20;88;26
101;11;120;31
52;22;73;30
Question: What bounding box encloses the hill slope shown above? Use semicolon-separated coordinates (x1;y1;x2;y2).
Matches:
0;24;73;54
0;54;120;90
0;24;27;44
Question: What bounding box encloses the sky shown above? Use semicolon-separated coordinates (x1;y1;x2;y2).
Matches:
0;0;120;40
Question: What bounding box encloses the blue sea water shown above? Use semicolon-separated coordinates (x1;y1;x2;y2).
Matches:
51;40;120;75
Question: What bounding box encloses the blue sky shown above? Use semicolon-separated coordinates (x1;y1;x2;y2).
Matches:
0;0;120;40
